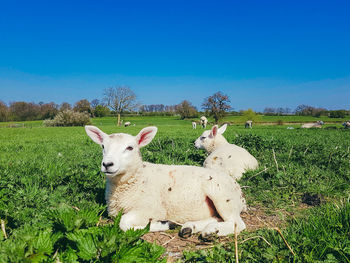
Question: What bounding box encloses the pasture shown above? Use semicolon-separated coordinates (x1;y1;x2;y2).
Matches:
0;116;349;262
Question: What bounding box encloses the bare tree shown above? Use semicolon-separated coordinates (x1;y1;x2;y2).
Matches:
74;99;91;115
295;104;314;116
263;107;276;115
40;102;59;119
165;105;176;112
9;101;40;121
90;99;100;109
175;100;198;119
103;86;138;126
202;91;231;123
0;101;8;122
60;102;71;112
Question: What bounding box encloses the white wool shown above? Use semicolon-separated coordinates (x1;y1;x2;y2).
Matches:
301;123;322;128
195;124;258;180
245;120;252;128
85;125;246;237
200;116;208;128
343;121;350;128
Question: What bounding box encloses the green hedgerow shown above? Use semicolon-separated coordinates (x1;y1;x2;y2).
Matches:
44;110;91;127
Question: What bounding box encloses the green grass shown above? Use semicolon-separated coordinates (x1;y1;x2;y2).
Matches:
1;114;348;129
0;120;44;128
221;115;349;124
182;201;350;262
1;116;349;262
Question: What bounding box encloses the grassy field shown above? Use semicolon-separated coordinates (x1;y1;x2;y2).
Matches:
0;116;349;262
0;114;349;128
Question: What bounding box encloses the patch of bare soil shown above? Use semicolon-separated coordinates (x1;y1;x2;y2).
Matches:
142;206;286;262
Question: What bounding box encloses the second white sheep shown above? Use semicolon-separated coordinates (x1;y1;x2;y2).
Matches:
195;124;258;180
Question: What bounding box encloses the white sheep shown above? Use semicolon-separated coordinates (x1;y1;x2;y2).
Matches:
245;120;252;129
301;122;323;128
85;125;246;238
343;121;350;129
124;121;131;127
200;116;208;129
192;122;197;129
195;124;258;180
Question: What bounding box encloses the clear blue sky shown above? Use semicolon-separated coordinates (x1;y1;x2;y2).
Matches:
0;0;349;111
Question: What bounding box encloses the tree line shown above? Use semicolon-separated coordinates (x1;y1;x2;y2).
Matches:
263;105;349;118
0;86;232;123
0;100;111;122
0;86;348;122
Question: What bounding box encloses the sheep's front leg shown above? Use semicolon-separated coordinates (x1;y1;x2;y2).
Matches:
200;219;245;238
179;218;219;238
119;212;178;232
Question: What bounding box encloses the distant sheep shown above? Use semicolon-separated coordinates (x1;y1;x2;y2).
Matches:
343;121;350;129
124;121;131;127
200;116;208;129
301;121;324;129
195;124;259;180
192;122;197;129
245;120;252;129
85;125;247;238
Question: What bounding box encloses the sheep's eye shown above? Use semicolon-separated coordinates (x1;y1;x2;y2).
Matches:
201;136;206;140
126;146;133;151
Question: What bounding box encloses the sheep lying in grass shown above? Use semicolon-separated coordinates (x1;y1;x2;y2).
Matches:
301;121;324;128
195;124;258;180
124;121;131;127
192;122;197;129
200;116;208;128
85;125;246;238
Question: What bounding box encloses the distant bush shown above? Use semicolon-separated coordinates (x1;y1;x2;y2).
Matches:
44;110;91;127
329;110;347;118
93;105;110;117
240;108;260;122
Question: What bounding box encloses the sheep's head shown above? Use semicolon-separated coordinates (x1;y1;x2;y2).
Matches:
194;124;227;153
85;126;157;177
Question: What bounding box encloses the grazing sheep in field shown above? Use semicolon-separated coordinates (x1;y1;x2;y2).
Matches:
343;121;350;129
245;120;252;129
195;124;258;180
85;125;246;238
301;121;324;129
192;122;197;129
200;116;208;129
124;121;131;127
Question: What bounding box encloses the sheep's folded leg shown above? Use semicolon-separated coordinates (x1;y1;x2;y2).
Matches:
119;212;176;232
179;218;219;238
200;219;245;238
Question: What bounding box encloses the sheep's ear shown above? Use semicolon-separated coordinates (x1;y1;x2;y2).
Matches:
85;125;107;145
218;124;227;134
210;125;219;138
136;126;158;147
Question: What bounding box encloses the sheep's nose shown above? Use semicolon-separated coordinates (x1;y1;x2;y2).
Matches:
102;162;114;168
